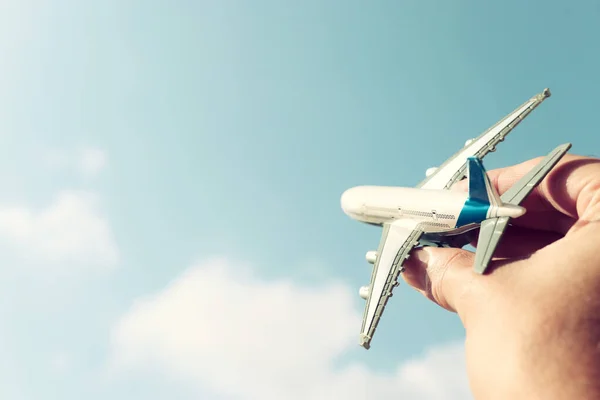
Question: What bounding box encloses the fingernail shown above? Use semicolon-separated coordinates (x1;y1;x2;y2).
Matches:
413;248;429;264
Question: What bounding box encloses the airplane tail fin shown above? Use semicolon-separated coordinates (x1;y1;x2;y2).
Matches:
466;157;502;207
466;157;524;218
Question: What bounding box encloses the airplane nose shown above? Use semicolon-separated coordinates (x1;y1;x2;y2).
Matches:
341;189;352;215
341;187;361;216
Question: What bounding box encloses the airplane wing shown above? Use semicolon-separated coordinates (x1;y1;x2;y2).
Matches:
472;143;572;274
360;219;423;349
417;88;552;190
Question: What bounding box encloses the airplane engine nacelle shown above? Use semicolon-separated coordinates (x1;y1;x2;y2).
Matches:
365;250;377;264
425;167;437;177
359;285;370;300
465;138;475;147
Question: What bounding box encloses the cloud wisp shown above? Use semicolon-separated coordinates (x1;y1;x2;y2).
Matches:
0;146;118;270
0;190;119;269
43;146;108;178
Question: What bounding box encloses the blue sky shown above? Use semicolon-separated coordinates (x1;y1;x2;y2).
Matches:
1;1;600;399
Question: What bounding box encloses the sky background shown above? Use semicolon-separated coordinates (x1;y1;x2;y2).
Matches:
1;1;600;399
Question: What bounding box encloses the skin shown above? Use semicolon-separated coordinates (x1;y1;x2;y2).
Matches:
402;154;600;399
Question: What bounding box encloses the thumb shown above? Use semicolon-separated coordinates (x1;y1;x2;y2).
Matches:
402;246;478;313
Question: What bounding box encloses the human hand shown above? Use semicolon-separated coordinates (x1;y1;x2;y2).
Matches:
403;154;600;400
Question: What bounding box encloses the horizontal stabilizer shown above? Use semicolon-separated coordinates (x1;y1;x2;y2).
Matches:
473;143;571;274
501;143;572;205
473;217;510;274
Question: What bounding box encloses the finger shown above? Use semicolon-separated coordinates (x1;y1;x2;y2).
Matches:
453;155;600;234
402;246;478;314
469;225;563;259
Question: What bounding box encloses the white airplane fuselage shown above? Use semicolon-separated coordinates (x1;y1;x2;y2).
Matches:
341;185;524;234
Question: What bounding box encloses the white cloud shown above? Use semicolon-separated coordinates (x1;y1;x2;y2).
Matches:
0;190;119;269
110;258;471;400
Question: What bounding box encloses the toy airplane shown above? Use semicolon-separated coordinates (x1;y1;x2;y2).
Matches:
341;88;572;349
